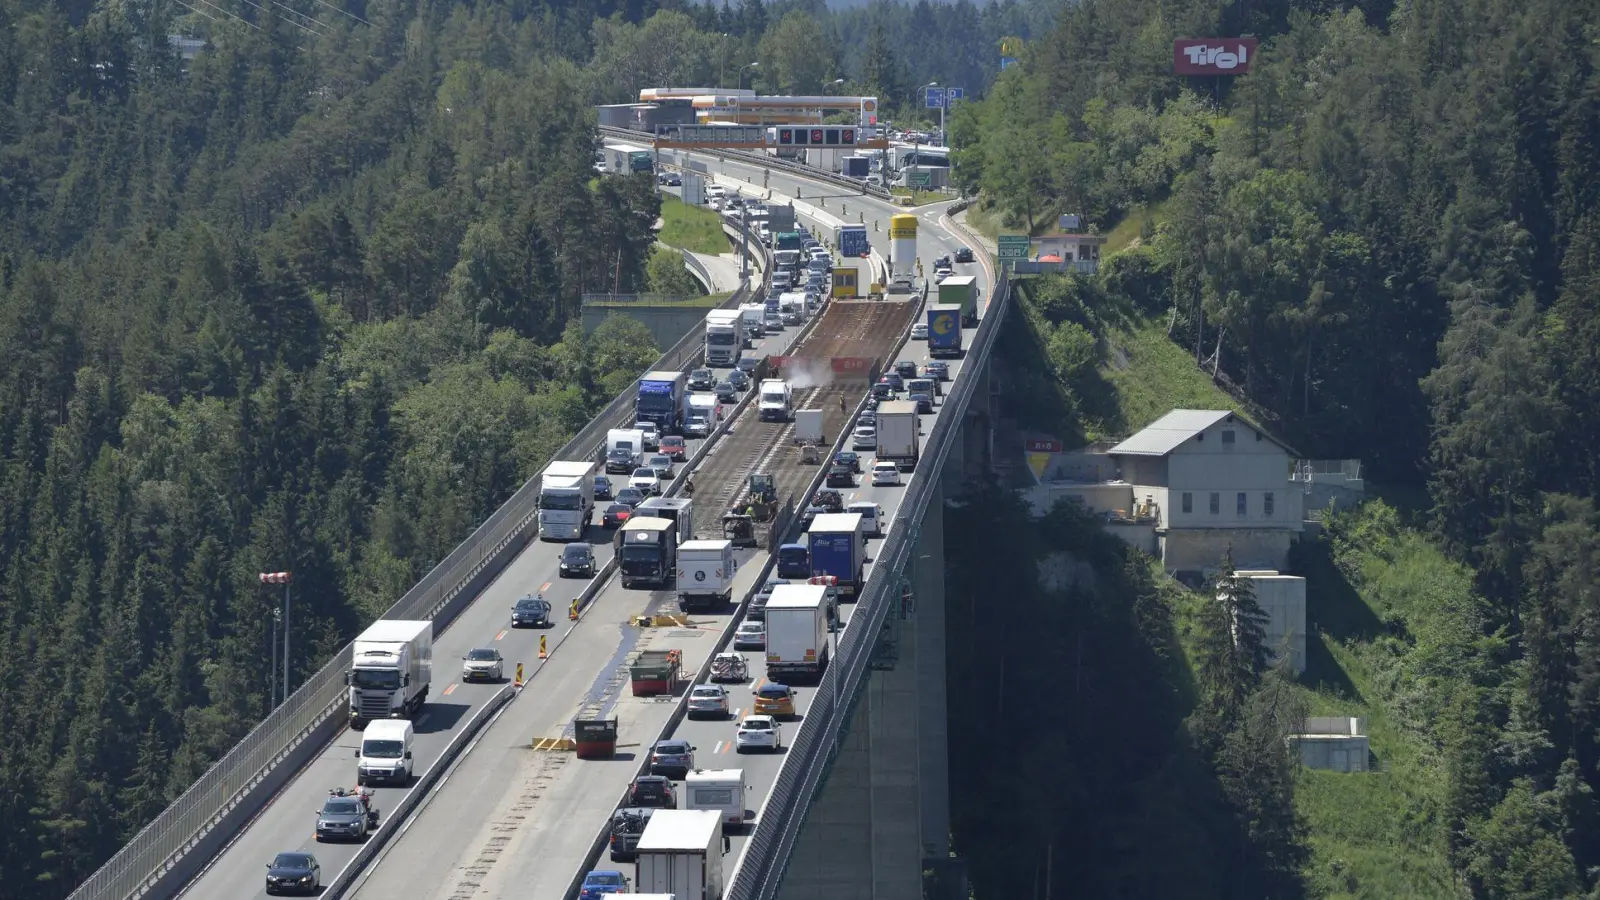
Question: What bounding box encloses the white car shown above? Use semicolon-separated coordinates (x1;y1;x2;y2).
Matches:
871;461;901;486
847;501;884;537
910;323;929;340
646;453;675;479
633;421;661;451
688;684;730;719
461;647;504;682
629;467;662;496
733;620;766;650
852;426;877;451
735;715;783;753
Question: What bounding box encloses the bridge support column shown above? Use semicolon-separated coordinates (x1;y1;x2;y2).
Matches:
776;482;949;900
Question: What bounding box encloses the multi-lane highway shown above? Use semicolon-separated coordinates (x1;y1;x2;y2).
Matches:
337;156;992;900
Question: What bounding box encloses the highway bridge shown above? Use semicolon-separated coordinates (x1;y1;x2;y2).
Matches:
71;128;1010;900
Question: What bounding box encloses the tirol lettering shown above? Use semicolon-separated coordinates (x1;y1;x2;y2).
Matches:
1173;38;1259;75
1183;43;1247;70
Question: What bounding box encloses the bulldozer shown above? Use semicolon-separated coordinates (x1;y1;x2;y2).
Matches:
743;472;777;522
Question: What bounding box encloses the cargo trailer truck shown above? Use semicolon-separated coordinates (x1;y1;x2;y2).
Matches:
636;371;689;435
634;809;725;900
636;497;694;545
938;274;979;327
347;620;433;729
875;400;919;472
538;460;597;540
926;303;963;358
704;310;743;367
676;539;737;611
806;512;866;596
764;584;831;679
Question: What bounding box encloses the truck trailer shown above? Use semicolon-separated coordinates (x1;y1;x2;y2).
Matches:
634;809;725;900
806;512;866;596
874;400;920;472
764;584;831;679
704;310;743;367
348;620;433;729
833;223;870;258
677;539;737;611
636;497;694;545
538;460;597;541
618;517;678;589
607;428;647;474
926;303;963;359
636;371;689;435
937;274;979;327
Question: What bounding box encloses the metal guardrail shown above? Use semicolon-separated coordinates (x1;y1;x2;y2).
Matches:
727;265;1012;900
681;249;715;291
68;213;771;900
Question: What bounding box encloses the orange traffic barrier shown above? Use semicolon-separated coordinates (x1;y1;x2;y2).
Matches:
538;636;548;660
514;663;524;688
569;599;580;621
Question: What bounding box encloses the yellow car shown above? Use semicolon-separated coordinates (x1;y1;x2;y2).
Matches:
752;682;795;718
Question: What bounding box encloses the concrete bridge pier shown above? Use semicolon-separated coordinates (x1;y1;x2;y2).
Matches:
774;481;950;900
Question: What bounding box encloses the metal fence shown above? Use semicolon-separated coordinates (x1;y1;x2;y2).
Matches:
726;263;1011;900
68;216;770;900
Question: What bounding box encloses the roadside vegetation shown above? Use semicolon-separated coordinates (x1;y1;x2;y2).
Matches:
657;195;732;256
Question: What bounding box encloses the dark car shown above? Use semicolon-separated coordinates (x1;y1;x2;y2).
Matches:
834;451;861;473
605;447;636;474
649;739;697;779
728;369;750;391
609;807;658;861
265;852;321;895
593;474;614;501
923;361;950;381
954;246;974;263
603;502;634;529
665;172;682;186
799;502;830;530
870;381;894;401
825;462;855;488
737;356;762;376
688;368;716;391
749;577;788;622
714;381;737;402
629;775;677;808
314;796;368;842
934;254;952;269
616;486;646;508
560;542;595;578
881;372;904;391
511;594;551;628
911;391;934;414
895;360;918;380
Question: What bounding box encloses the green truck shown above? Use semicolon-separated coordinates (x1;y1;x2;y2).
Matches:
937;275;980;327
774;231;803;252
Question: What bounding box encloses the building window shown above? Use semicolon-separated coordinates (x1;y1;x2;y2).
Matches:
1264;492;1275;517
1221;429;1236;445
1182;492;1193;514
1209;492;1220;515
1237;492;1248;516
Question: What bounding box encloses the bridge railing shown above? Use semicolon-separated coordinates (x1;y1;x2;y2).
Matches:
727;259;1012;900
68;216;770;900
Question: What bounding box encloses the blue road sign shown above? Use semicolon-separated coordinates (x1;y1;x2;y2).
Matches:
924;87;946;109
947;87;965;102
1000;57;1019;70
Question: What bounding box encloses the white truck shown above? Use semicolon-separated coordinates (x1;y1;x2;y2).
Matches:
683;393;721;439
778;291;807;326
538;460;596;541
704;309;743;367
348;620;433;729
607;428;647;474
795;409;823;445
758;379;793;422
676;539;737;612
635;809;725;900
874;400;920;472
738;303;766;342
764;583;830;679
636;497;694;546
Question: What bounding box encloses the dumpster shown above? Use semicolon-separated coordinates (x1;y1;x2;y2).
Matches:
629;649;682;696
574;713;618;759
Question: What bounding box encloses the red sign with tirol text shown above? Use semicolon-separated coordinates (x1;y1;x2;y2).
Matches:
1024;438;1063;453
1173;38;1259;75
831;357;873;376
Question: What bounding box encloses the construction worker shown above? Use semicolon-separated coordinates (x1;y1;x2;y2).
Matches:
838;395;846;414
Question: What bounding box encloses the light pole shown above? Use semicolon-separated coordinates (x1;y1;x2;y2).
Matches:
718;33;729;87
822;78;845;95
738;62;760;93
261;571;292;706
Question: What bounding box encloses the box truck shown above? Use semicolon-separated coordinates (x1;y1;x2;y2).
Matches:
348;620;433;729
676;540;737;611
538;460;596;541
635;809;725;900
938;274;979;327
738;303;766;341
926;303;963;359
875;400;919;472
764;584;831;679
636;371;689;435
619;517;678;589
607;428;646;474
794;408;823;445
636;497;694;545
704;310;743;367
806;512;866;597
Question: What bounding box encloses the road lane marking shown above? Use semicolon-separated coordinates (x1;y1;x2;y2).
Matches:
715;741;728;754
495;629;508;641
442;684;458;696
541;581;552;592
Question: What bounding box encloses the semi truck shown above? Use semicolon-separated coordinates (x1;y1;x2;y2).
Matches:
806;512;867;597
738;303;766;341
832;223;870;258
773;231;803;253
704;310;743;367
875;400;920;472
607;428;647;474
636;497;694;545
764;583;831;679
634;809;725;900
926;303;963;359
618;517;678;589
538;461;596;541
676;539;737;611
683;393;720;439
758;380;793;422
636;371;689;435
938;274;979;327
347;620;433;729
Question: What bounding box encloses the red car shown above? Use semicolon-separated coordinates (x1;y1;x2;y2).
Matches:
661;436;688;460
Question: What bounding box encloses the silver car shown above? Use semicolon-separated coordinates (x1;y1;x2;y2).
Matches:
462;647;504;682
687;684;730;719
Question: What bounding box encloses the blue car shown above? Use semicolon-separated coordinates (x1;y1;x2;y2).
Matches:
580;870;631;900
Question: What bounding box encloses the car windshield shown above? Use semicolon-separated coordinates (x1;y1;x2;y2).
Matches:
618;489;643;503
649;456;670;467
588;873;625;886
692;687;721;697
323;799;361;815
273;853;313;869
563;545;591;561
740;622;763;633
362;739;403;758
351;668;400;690
467;649;498;661
655;741;689;753
517;598;545;611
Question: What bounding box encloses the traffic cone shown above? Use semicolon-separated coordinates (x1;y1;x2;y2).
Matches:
514;663;524;688
569;599;580;621
539;636;548;660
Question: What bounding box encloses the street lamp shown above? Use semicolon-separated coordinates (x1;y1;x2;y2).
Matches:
261;571;293;708
822;78;845;95
909;82;937;181
739;62;760;93
717;33;730;87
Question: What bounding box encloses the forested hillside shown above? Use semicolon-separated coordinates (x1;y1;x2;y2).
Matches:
954;0;1600;896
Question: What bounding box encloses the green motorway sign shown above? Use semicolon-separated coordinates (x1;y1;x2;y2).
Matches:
907;170;933;188
997;234;1031;261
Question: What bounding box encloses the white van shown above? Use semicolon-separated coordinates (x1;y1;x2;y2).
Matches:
356;719;415;787
684;768;747;829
